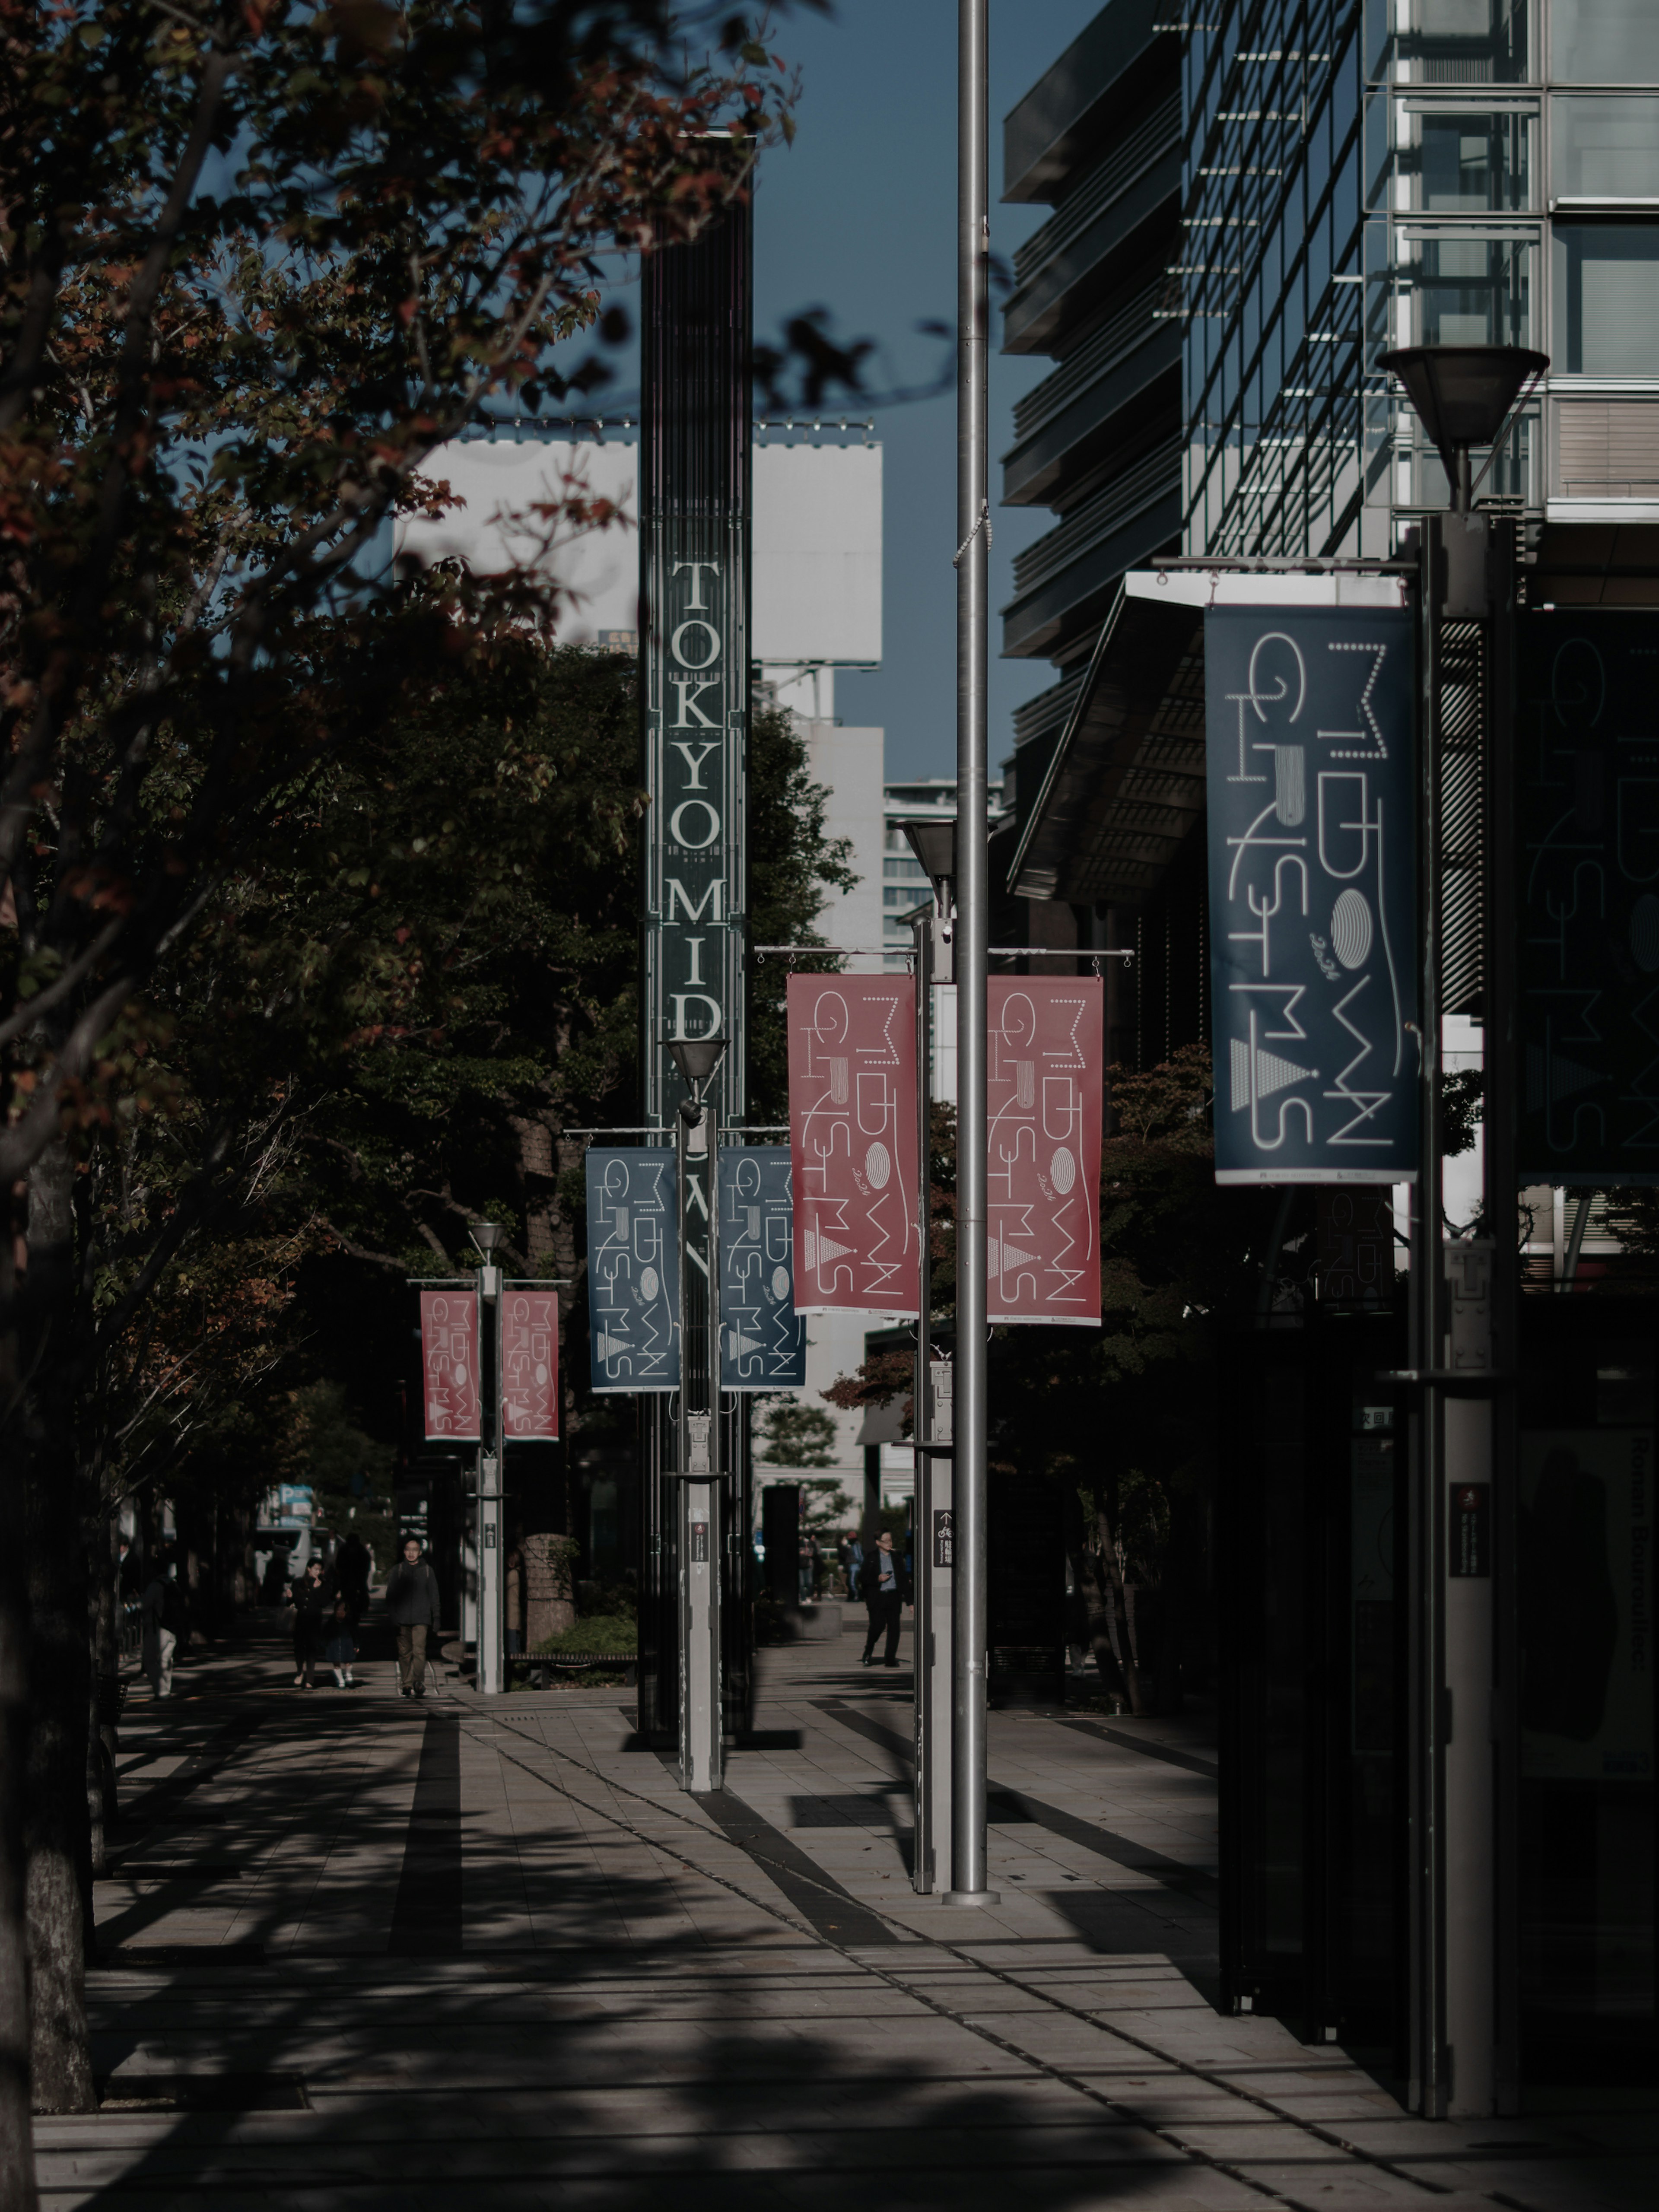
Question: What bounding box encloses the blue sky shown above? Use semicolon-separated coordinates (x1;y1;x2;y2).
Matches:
750;1;1103;780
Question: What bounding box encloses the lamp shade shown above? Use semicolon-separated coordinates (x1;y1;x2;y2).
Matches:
668;1034;728;1089
899;816;957;885
469;1220;503;1256
1378;343;1548;468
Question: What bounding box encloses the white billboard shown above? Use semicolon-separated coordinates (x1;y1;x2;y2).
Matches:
393;436;881;666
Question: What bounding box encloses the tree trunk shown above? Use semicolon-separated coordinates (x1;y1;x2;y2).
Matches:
23;1143;95;2115
0;1177;41;2207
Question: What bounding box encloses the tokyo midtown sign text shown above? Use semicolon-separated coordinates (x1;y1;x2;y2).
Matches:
643;545;746;1087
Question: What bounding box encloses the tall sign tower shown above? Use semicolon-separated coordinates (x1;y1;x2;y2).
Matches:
638;187;753;1738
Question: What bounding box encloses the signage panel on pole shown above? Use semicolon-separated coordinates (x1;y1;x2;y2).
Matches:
786;973;919;1316
1205;606;1419;1185
718;1147;807;1389
501;1291;559;1440
986;976;1103;1325
419;1289;481;1441
1518;611;1659;1182
585;1147;680;1392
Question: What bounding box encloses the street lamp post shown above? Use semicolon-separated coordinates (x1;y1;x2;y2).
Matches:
1380;342;1545;2117
469;1220;505;1697
901;818;957;1894
670;1033;728;1795
950;0;996;1909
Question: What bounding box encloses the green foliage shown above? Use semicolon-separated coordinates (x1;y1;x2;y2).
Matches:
745;703;855;1120
758;1402;838;1468
275;1381;395;1568
798;1477;855;1534
534;1613;638;1656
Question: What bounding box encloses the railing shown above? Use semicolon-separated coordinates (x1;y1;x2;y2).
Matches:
1011;283;1168;446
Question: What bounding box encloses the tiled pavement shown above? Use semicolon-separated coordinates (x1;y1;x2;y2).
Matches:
40;1611;1654;2209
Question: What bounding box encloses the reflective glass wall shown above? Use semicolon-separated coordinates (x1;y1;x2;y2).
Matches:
1178;1;1659;550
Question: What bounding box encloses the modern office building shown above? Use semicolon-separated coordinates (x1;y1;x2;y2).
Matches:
998;0;1659;2117
1004;0;1659;1067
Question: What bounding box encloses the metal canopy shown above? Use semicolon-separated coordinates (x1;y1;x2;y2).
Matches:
1007;580;1203;909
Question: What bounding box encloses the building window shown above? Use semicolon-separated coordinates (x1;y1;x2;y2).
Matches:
1552;97;1659;203
1415;110;1531;211
1554;225;1659;373
1411;235;1532;346
1401;0;1526;85
1551;0;1659;86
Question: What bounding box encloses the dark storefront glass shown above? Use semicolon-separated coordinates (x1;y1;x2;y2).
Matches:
1517;1315;1656;2093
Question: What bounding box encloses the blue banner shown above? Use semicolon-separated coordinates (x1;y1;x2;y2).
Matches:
585;1148;680;1392
718;1147;807;1390
1205;606;1418;1184
1519;611;1659;1182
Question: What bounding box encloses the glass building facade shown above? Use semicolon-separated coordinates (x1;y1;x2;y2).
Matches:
1002;0;1659;2112
1179;0;1659;552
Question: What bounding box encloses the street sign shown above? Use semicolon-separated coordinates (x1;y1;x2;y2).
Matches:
1518;610;1659;1181
786;972;920;1315
987;976;1103;1324
585;1147;680;1392
718;1146;807;1389
419;1289;480;1440
1205;606;1420;1184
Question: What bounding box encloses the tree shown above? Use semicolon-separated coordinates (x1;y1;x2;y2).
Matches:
0;0;792;2168
757;1402;838;1469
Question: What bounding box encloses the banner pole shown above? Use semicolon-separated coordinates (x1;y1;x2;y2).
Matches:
948;0;996;1907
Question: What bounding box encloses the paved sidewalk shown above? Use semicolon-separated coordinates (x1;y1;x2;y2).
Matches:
40;1612;1654;2209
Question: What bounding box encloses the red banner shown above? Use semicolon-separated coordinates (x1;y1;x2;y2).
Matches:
501;1291;560;1439
420;1289;481;1439
987;977;1103;1325
787;973;919;1316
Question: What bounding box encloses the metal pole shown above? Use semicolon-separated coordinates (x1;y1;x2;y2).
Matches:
677;1080;723;1793
948;0;996;1907
477;1257;503;1696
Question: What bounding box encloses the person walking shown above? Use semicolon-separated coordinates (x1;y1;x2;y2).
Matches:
324;1593;358;1688
140;1551;183;1698
287;1554;334;1689
334;1530;371;1626
860;1529;911;1668
386;1536;443;1699
837;1532;858;1599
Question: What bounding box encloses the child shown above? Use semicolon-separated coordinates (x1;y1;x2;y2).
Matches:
324;1595;357;1689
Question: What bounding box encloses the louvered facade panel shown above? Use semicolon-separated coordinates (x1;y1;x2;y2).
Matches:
1556;400;1659;499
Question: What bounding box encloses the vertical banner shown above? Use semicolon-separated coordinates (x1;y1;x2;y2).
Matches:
640;199;750;1131
786;973;919;1315
500;1291;559;1440
420;1290;480;1441
1519;612;1659;1181
718;1147;807;1389
987;977;1103;1325
1205;606;1419;1185
585;1149;680;1392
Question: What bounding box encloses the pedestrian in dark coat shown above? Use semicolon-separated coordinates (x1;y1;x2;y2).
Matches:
287;1556;335;1689
385;1537;443;1699
860;1529;912;1668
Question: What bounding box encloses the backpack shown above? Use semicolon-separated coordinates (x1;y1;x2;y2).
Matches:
160;1580;190;1641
